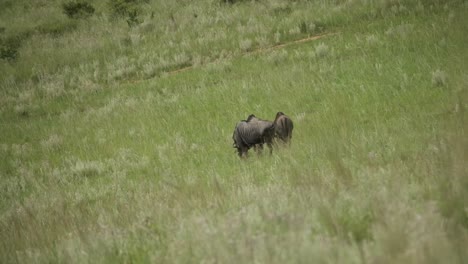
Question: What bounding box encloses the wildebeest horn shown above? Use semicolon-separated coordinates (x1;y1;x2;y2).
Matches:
246;114;256;122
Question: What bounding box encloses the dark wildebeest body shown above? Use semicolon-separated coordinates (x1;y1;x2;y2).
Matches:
232;114;275;157
246;114;274;153
273;112;293;145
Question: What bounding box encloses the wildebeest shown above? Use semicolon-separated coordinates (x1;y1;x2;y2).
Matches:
273;112;294;145
232;114;275;157
246;114;274;152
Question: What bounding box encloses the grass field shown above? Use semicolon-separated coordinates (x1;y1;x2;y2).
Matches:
1;0;468;263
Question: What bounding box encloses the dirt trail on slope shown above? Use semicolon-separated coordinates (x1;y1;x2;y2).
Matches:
167;32;338;76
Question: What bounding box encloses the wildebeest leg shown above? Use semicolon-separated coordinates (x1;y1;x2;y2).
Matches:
237;147;243;157
238;145;249;158
276;137;288;147
254;144;264;154
267;142;273;155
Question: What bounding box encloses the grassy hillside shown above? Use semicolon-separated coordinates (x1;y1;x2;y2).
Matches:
1;0;467;263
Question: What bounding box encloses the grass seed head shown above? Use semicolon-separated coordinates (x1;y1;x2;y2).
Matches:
239;38;253;52
432;69;447;87
315;42;330;58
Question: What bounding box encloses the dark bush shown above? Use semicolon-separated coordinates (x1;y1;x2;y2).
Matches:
0;35;23;61
299;21;308;34
126;10;140;27
108;0;147;17
108;0;149;27
0;44;18;61
62;1;95;19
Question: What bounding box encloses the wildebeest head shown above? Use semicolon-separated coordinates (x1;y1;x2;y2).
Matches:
273;111;293;144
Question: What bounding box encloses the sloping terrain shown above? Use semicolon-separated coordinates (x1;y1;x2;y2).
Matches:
1;0;467;263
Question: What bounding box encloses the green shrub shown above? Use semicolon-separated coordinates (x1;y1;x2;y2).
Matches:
62;1;95;19
108;0;149;27
0;43;18;61
0;33;27;61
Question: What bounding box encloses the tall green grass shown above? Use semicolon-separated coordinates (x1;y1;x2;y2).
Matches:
1;0;468;263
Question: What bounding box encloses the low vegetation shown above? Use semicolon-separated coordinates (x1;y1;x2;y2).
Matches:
1;0;467;263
